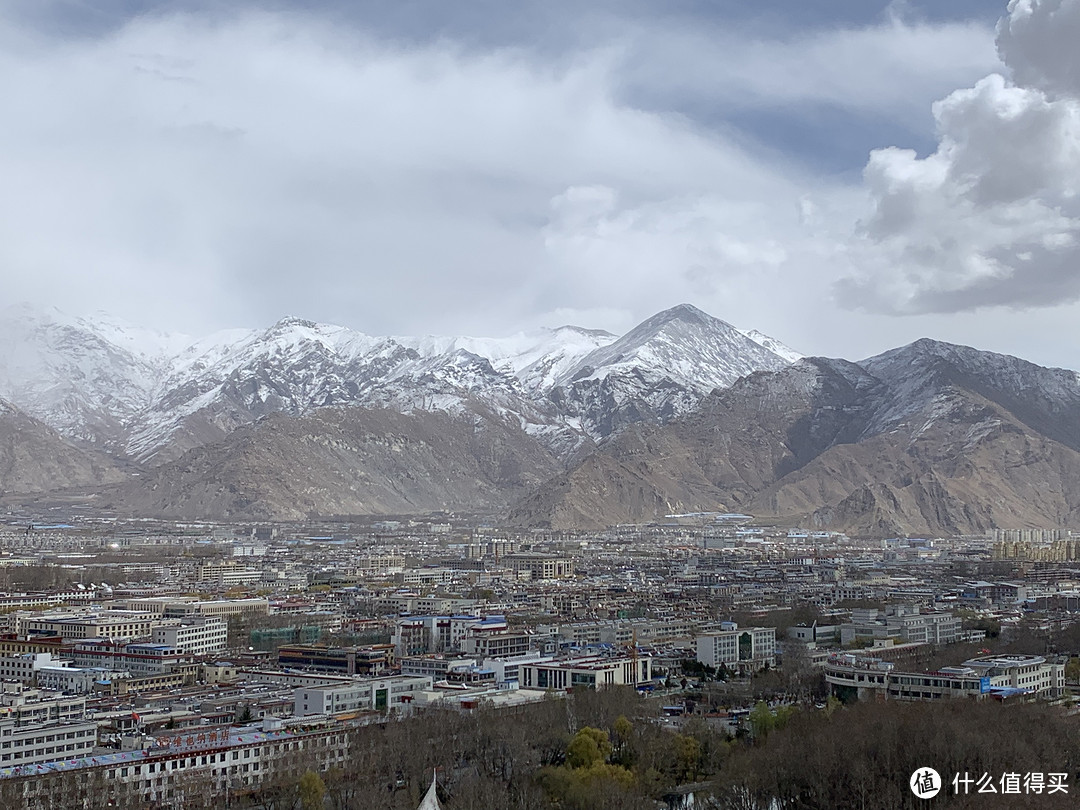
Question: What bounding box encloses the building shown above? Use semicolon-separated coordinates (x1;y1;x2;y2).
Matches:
197;563;264;587
392;615;509;656
824;652;1065;702
399;656;477;680
503;554;574;580
114;597;270;618
152;617;228;656
69;641;191;676
0;687;96;770
839;606;961;647
519;654;652;691
35;666;130;695
293;676;431;717
277;644;395;677
460;631;533;658
19;612;158;643
0;717;350;807
695;624;776;674
0;653;64;686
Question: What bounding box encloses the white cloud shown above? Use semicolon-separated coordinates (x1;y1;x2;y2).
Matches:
0;2;1036;364
837;0;1080;314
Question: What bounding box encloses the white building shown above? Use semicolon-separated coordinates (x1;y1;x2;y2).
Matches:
519;654;652;691
824;652;1065;702
293;676;431;717
152;617;228;656
696;624;776;674
0;686;96;769
35;666;129;695
0;653;64;686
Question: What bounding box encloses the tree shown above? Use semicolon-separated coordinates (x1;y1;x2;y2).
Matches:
1066;656;1080;684
566;727;612;769
298;770;326;810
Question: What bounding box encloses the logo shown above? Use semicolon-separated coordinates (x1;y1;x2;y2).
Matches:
911;767;942;799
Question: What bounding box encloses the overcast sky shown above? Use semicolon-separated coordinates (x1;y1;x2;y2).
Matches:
3;0;1080;368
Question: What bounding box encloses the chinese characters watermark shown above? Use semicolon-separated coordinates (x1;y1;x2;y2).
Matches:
910;769;1069;799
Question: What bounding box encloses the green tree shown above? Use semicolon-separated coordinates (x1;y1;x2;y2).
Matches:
748;701;775;740
298;770;326;810
566;727;612;769
1066;656;1080;684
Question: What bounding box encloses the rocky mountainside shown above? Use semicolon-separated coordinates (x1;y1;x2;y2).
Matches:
0;398;128;496
0;304;183;447
18;301;1080;536
100;405;561;521
0;304;795;466
509;341;1080;536
548;304;795;440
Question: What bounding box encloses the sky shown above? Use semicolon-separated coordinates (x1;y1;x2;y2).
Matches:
2;0;1079;368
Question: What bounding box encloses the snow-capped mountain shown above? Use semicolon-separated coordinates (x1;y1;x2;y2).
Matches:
0;303;798;465
511;339;1080;535
739;328;803;364
549;304;794;439
0;304;178;446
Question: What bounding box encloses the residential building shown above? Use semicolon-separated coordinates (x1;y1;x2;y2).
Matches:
696;624;776;674
152;617;228;656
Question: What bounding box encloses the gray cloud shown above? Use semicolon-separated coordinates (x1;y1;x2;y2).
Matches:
837;0;1080;315
11;1;1080;371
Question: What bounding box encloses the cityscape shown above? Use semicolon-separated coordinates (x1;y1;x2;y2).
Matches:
0;510;1073;806
4;0;1080;807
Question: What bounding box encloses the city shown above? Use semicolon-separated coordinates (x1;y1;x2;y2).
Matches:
0;513;1075;806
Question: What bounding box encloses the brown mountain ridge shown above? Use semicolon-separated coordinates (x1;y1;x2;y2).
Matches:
508;340;1080;536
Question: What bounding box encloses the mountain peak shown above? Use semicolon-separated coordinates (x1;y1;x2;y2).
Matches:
557;304;792;393
270;316;320;331
645;303;716;328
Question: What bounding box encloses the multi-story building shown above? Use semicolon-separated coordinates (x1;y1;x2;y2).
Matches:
503;553;574;580
152;617;228;656
839;606;961;647
824;653;1065;702
113;597;270;618
277;644;395;677
392;615;508;656
0;653;64;686
519;654;652;691
399;655;476;680
0;718;349;807
35;666;130;694
197;563;264;587
293;676;431;717
0;687;97;770
461;630;533;658
695;624;776;674
18;612;158;643
70;641;191;676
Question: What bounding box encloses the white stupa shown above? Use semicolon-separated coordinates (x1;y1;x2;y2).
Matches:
418;770;441;810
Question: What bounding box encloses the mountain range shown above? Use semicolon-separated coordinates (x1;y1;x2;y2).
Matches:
3;302;1079;536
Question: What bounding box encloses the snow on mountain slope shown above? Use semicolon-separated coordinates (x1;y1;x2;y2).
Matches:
395;325;616;391
858;338;1080;450
1;303;802;464
738;328;803;364
547;304;796;440
0;304;178;445
559;304;791;392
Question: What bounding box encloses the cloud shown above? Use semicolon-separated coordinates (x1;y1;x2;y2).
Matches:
837;0;1080;314
0;2;1006;351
